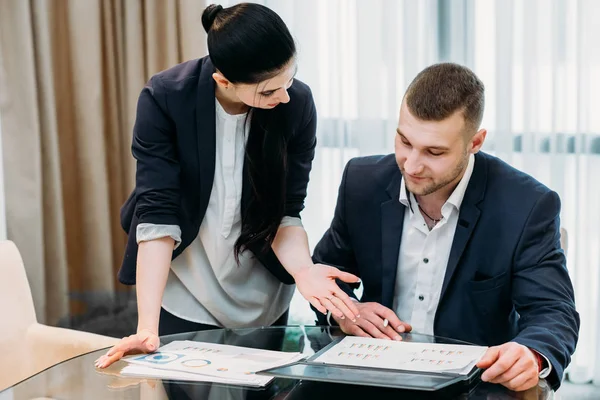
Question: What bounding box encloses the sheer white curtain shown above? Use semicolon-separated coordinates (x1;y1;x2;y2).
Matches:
216;0;599;382
467;0;600;384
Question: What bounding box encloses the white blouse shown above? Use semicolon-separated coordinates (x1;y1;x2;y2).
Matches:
137;99;298;328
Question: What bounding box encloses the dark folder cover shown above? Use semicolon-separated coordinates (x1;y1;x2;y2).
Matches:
258;338;482;392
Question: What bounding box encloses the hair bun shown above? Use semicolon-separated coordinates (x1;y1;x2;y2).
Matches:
202;4;224;33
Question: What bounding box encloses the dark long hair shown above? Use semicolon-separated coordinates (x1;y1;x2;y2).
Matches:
202;3;296;261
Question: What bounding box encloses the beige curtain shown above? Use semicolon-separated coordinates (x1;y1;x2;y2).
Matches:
0;0;207;325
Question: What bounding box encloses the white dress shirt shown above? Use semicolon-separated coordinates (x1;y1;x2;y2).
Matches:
393;154;475;336
392;154;551;378
137;99;296;328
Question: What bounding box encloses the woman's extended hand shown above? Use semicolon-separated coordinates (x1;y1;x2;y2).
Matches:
293;264;361;322
94;329;160;369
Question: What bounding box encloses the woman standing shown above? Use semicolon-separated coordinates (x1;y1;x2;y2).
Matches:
96;3;359;368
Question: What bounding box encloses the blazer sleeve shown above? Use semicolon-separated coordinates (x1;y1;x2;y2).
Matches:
511;190;580;390
131;75;181;226
311;159;361;324
284;88;317;218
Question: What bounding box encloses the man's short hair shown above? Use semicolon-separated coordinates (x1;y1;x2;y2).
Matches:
404;63;485;132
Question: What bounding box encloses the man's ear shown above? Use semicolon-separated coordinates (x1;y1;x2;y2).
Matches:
212;71;231;89
470;128;487;153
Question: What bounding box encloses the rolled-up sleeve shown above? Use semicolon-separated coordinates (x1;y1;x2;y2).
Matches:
136;223;182;249
279;216;303;228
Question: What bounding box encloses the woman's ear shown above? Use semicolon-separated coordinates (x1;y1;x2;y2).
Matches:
212;72;231;89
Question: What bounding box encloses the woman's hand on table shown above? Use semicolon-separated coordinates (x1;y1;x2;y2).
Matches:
95;329;159;368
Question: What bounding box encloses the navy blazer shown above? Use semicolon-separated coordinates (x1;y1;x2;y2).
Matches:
313;152;579;390
119;56;317;285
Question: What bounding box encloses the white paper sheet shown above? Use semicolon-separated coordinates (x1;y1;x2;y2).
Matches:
120;365;266;387
121;340;305;387
313;337;488;375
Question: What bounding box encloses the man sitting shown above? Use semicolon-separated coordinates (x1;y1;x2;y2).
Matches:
312;63;579;392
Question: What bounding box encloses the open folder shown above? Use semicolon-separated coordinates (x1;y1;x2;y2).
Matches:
259;336;488;392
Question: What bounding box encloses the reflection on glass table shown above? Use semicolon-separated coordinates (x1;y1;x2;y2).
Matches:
1;326;554;400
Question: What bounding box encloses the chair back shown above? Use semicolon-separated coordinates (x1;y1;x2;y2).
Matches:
0;240;37;343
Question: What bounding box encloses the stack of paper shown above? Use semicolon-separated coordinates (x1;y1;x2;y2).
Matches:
120;340;305;387
312;337;488;375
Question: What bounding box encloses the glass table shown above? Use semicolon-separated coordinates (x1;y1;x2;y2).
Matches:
0;326;553;399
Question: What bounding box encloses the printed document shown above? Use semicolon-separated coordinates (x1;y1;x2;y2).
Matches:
120;340;305;387
312;336;488;375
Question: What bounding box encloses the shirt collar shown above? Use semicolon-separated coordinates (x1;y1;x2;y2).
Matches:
399;176;412;210
399;153;476;212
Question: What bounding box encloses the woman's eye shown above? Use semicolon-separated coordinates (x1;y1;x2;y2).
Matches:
261;91;275;97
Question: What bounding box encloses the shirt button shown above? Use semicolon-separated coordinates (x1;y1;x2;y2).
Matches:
418;295;425;301
423;258;429;263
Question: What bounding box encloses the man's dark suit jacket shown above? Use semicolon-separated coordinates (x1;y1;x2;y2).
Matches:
118;56;317;286
313;151;579;390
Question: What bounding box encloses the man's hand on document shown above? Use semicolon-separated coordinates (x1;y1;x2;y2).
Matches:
333;301;412;341
477;342;540;391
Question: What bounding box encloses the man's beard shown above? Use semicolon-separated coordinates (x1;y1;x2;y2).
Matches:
405;155;469;197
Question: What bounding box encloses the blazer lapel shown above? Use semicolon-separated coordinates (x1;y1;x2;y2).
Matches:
439;152;488;301
196;58;217;215
381;170;405;309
